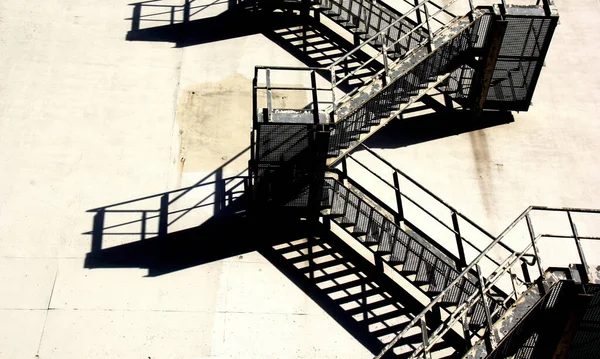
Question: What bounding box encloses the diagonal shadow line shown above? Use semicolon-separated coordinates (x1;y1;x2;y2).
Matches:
258;220;467;358
364;109;514;150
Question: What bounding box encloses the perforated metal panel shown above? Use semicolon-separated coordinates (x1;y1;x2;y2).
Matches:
566;284;600;359
485;14;558;111
252;123;329;212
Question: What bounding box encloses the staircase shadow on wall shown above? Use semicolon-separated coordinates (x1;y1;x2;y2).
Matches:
364;109;514;149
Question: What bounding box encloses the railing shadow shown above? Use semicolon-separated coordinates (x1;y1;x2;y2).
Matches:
126;0;382;91
84;147;252;276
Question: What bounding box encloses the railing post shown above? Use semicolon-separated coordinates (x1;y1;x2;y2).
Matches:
423;3;434;53
330;67;337;123
91;209;105;253
266;69;273;122
380;33;389;86
159;194;169;238
341;156;348;180
310;70;320;125
183;0;190;23
452;212;467;268
567;211;592;282
413;0;422;25
525;213;545;282
131;4;141;31
141;210;147;240
508;267;519;301
476;264;497;352
392;171;404;224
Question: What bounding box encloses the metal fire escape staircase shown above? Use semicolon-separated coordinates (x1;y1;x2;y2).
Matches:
247;1;597;358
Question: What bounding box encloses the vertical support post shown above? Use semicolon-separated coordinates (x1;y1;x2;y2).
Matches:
470;17;508;114
567;211;592;282
266;69;273;122
341;157;348;180
452;212;467;268
392;171;404;224
330;68;337;124
91;209;105;253
508;267;519;301
525;213;545;283
310;70;320;125
131;4;141;31
159;194;169;238
170;6;175;24
476;264;496;352
413;0;422;25
183;0;190;23
380;33;389;86
141;211;147;240
214;168;224;215
423;3;433;53
468;0;475;12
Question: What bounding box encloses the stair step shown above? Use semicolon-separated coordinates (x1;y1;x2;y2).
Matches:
376;221;396;253
414;251;438;284
428;265;454;294
389;230;410;264
364;210;386;244
401;243;423;274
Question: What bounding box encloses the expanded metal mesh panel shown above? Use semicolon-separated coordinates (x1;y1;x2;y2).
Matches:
439;64;475;101
485;14;557;110
253;123;328;210
566;284;600;359
487;59;537;102
470;12;493;49
257;123;313;163
499;17;552;58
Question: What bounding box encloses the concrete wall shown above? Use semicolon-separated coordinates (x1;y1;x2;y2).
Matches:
0;0;598;358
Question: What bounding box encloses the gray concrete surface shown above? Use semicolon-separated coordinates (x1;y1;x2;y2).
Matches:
0;0;599;358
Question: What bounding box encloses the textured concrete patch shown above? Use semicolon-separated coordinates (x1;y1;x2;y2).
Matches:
176;73;308;173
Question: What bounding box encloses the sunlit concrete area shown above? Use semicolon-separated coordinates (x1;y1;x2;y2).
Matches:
1;0;600;358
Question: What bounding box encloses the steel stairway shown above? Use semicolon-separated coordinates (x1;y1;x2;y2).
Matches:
325;9;484;162
321;174;509;357
258;218;467;358
247;2;581;358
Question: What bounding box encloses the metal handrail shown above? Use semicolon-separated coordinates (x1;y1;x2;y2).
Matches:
329;0;467;99
357;144;510;250
331;0;462;91
345;153;511;270
375;205;600;358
